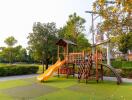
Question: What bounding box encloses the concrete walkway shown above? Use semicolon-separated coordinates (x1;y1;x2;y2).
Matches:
0;74;132;83
0;74;38;82
103;76;132;83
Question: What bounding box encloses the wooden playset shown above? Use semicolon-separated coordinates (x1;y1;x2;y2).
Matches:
56;39;122;84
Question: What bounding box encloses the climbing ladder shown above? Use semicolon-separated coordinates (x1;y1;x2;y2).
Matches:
78;50;122;84
78;52;92;83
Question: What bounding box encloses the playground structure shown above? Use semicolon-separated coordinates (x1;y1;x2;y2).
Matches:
78;50;122;84
78;40;122;84
37;39;77;81
37;39;122;84
56;39;84;78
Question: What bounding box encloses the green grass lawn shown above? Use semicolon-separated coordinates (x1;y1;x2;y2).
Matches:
0;76;131;100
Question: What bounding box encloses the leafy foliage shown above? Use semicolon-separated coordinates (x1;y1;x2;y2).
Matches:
4;36;17;47
15;45;28;62
0;45;28;63
93;0;132;53
111;61;132;68
118;32;132;53
0;65;39;76
1;36;18;63
27;22;58;70
58;13;91;51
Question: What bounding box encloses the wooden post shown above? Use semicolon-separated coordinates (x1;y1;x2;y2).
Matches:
58;46;59;59
100;51;103;81
57;45;60;77
66;44;69;78
73;63;75;78
57;69;60;77
64;46;66;59
101;64;103;81
82;50;85;63
96;50;99;83
67;44;69;61
73;50;74;64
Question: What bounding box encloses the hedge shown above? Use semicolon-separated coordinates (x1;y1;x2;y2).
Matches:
0;65;39;76
102;67;132;78
111;61;132;68
121;67;132;78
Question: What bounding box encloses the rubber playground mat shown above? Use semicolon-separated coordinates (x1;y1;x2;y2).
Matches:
1;83;59;99
0;77;131;100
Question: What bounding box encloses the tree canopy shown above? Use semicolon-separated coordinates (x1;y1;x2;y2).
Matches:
4;36;17;47
118;32;132;54
58;13;91;51
93;0;132;53
27;22;58;70
0;37;28;63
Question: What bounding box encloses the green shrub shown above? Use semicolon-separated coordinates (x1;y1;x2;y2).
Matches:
122;61;132;68
115;56;126;61
111;61;132;68
121;68;132;78
111;61;122;68
0;65;39;76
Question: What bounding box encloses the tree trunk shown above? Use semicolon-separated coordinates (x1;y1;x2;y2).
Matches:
9;51;12;64
45;58;49;69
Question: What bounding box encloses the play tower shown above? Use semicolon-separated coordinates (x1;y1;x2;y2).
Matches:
56;39;77;78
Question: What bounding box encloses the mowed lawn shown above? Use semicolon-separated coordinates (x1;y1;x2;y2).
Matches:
0;76;131;100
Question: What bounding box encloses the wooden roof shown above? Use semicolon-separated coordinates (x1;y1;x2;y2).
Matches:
56;39;77;47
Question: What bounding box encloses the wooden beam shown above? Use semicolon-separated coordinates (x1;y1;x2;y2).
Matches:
93;39;110;47
96;50;99;83
58;46;59;59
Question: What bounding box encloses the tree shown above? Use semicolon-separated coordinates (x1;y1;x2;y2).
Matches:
26;49;35;63
3;36;17;63
93;0;131;40
15;45;27;62
27;22;57;72
118;32;132;54
76;34;91;51
59;13;86;42
58;13;90;51
1;47;16;63
93;0;132;60
0;47;7;62
0;37;28;63
4;36;17;47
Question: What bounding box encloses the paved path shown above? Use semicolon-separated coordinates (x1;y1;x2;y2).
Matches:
0;74;38;82
103;76;132;83
0;74;132;83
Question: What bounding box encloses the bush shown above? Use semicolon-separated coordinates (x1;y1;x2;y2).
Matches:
111;61;122;68
122;61;132;68
110;61;132;78
111;61;132;68
115;56;126;61
121;68;132;78
0;65;39;76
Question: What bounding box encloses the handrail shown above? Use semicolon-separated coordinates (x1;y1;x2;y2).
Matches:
97;63;122;84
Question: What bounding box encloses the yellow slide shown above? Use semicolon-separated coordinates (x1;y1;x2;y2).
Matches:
37;59;66;81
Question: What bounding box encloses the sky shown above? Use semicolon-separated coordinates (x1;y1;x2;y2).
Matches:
0;0;95;48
